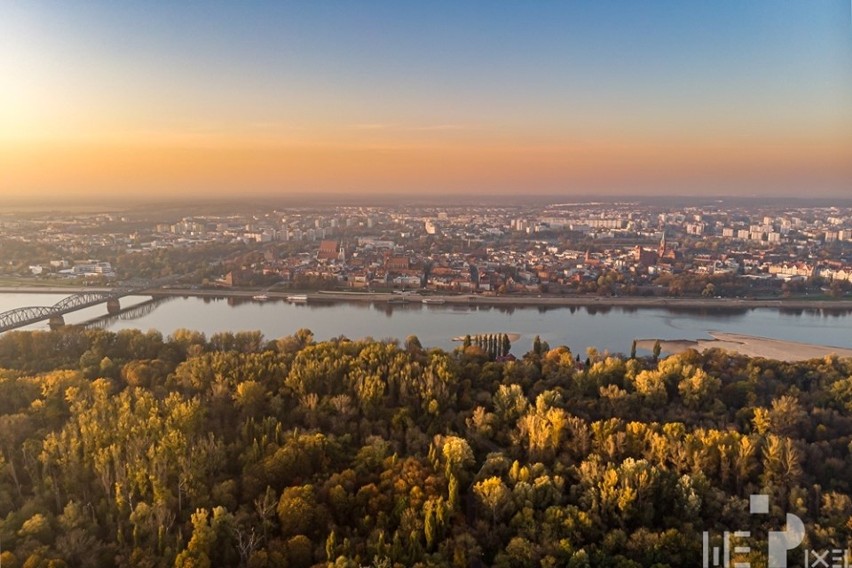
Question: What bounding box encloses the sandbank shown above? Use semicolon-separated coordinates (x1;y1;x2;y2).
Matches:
636;332;852;362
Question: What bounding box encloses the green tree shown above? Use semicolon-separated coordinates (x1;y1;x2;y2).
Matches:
441;436;474;480
474;477;511;523
678;368;721;410
405;335;423;353
501;334;511;357
533;336;542;356
652;340;662;362
174;509;216;568
277;485;320;538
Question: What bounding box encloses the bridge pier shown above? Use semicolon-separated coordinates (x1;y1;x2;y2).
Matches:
106;298;121;315
0;284;166;333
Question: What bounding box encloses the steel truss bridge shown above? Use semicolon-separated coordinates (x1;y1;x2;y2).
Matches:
0;279;174;333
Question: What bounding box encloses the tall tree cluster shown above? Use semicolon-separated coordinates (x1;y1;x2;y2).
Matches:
465;334;512;361
0;327;850;567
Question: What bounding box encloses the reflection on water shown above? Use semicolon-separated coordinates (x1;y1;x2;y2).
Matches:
662;306;750;316
585;305;613;315
2;293;850;354
84;297;174;329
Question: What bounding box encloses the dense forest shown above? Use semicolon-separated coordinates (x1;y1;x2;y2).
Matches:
0;327;850;567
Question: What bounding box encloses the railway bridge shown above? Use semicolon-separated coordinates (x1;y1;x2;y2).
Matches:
0;279;176;333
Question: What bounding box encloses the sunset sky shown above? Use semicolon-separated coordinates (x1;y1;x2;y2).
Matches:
1;1;850;201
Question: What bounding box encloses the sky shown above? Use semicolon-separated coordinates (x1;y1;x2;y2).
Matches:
1;1;851;202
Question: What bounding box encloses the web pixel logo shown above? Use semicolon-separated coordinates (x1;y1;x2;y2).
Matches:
702;494;849;568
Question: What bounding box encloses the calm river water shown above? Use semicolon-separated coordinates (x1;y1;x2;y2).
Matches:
1;293;850;355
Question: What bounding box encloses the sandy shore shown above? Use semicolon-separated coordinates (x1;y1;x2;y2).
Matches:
636;332;852;362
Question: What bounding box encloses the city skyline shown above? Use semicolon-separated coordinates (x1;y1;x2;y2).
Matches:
2;1;851;200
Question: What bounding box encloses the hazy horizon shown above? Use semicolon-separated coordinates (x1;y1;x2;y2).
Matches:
2;1;851;200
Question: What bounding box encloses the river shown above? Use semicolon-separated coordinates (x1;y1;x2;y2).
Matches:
1;293;850;356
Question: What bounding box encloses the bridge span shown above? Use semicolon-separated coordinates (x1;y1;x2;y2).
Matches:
0;279;177;333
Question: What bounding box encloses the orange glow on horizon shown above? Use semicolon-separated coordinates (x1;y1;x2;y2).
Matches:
2;130;850;199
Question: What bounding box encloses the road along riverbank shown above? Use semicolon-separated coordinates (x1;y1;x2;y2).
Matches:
2;287;851;311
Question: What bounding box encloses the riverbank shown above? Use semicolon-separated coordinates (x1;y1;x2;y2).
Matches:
636;332;852;362
1;286;852;311
3;290;849;360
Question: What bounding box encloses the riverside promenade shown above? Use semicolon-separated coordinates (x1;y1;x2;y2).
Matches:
2;286;852;311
